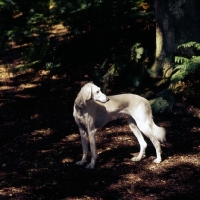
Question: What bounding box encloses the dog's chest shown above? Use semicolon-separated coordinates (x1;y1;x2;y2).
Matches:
74;107;88;127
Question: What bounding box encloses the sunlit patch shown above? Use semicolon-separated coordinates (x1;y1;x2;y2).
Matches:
63;134;79;142
31;128;53;137
122;173;142;182
39;149;53;154
49;23;69;37
61;158;73;163
17;83;38;90
51;75;59;80
105;174;142;195
0;86;15;91
38;70;50;76
0;186;30;197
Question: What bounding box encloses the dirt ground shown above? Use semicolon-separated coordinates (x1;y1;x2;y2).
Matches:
0;65;200;200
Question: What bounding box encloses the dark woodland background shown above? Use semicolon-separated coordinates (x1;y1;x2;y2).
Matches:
0;0;200;199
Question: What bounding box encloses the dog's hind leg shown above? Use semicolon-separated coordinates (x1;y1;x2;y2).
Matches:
147;134;162;163
136;120;162;163
76;128;89;166
128;117;147;162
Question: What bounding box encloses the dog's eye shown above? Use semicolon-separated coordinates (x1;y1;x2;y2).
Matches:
96;91;99;94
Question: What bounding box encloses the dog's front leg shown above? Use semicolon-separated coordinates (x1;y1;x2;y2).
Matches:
86;130;97;169
76;128;88;166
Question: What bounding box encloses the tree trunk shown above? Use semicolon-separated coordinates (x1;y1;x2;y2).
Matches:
151;0;200;78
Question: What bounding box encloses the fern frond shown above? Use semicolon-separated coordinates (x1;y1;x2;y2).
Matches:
194;43;200;50
172;64;187;71
170;70;186;82
100;59;108;69
175;56;189;64
177;41;200;51
190;56;200;62
177;41;197;49
187;57;200;73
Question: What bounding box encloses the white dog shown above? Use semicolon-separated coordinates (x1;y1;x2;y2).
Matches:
73;83;166;169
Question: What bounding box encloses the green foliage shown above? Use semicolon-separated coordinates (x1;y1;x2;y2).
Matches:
177;41;200;50
174;56;189;64
131;43;144;62
158;89;175;111
0;1;53;56
150;97;169;113
45;62;61;70
92;42;151;90
15;60;41;72
150;89;175;113
0;0;154;59
0;0;155;82
165;41;200;108
171;42;200;83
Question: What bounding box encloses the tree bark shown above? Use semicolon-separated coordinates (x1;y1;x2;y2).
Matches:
151;0;200;78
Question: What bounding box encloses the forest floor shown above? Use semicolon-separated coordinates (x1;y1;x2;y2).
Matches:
0;63;200;200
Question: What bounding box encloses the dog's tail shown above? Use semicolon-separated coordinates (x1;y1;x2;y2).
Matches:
152;123;166;142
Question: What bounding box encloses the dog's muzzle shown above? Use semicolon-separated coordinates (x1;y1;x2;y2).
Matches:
94;96;109;103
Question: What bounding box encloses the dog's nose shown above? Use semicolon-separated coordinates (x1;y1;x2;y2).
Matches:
106;97;110;101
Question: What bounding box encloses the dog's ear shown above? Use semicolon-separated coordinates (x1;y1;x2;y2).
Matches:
75;93;85;109
81;83;92;102
75;83;92;109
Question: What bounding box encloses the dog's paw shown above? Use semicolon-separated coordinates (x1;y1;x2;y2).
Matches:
76;160;87;166
153;158;161;164
85;163;95;169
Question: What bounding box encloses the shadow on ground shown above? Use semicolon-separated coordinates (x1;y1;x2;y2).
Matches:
0;68;199;200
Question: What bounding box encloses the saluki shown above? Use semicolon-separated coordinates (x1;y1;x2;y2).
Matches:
73;83;166;169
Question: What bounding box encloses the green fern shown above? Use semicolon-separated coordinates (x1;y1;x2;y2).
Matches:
177;41;197;49
177;41;200;50
158;90;175;110
194;43;200;50
150;89;175;113
151;97;169;113
174;56;189;64
171;42;200;83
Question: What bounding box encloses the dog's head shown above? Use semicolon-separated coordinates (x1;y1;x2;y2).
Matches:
75;83;109;109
